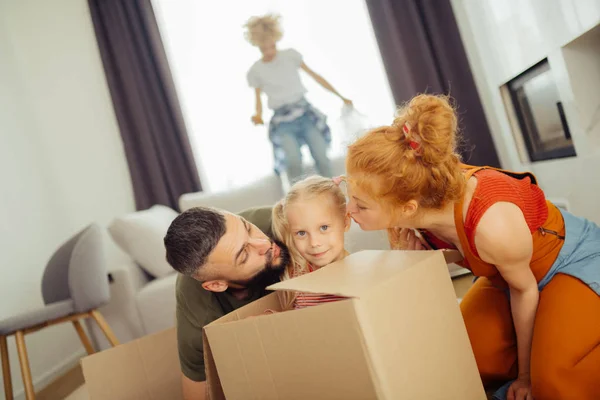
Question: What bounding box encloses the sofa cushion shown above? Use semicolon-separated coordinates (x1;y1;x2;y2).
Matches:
345;223;390;253
136;273;178;335
179;174;285;213
108;205;178;278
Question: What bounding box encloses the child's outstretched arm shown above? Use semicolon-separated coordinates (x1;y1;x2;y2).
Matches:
300;63;352;106
251;88;264;125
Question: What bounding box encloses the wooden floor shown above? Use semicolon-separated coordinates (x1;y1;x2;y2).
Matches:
36;364;85;400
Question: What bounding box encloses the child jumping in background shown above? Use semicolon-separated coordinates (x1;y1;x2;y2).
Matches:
272;175;350;309
244;14;353;184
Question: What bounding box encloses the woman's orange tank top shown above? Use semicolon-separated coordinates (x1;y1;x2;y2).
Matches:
423;165;565;287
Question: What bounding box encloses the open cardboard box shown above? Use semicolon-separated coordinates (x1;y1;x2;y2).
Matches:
81;250;483;400
203;250;484;400
81;327;182;399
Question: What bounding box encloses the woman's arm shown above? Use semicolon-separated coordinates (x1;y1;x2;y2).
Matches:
251;88;264;125
300;62;352;105
475;202;537;400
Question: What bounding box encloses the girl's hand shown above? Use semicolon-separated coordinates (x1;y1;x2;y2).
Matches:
251;114;264;125
507;376;533;400
342;98;353;106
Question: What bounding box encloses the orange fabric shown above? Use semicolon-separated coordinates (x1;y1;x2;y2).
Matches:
463;169;548;254
461;274;600;399
453;165;565;287
530;274;600;400
460;277;517;386
455;165;600;397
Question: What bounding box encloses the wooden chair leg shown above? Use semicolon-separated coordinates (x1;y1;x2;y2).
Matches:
15;331;35;400
1;335;13;400
72;320;95;355
89;310;119;347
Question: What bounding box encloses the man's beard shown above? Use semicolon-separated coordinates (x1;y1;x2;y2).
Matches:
230;239;291;289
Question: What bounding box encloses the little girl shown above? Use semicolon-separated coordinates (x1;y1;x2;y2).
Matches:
272;175;350;309
244;14;352;184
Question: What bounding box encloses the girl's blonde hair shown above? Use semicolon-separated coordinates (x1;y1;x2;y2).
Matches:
243;14;283;46
272;175;347;281
345;94;465;249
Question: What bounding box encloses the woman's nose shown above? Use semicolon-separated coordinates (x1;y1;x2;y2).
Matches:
346;199;357;214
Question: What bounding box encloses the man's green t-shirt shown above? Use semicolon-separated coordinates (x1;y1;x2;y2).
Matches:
176;206;273;382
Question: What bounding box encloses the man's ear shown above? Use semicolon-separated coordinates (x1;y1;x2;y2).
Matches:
202;280;229;292
344;213;352;232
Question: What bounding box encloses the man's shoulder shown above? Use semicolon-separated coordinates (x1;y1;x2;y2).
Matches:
176;274;218;325
238;206;274;237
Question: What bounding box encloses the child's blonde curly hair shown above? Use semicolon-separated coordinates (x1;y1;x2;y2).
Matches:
243;14;283;46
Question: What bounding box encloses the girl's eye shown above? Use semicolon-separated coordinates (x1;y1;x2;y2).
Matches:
320;225;329;232
296;231;306;237
358;206;367;211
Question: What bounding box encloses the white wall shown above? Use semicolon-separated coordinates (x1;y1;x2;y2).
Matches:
0;0;135;398
451;0;600;222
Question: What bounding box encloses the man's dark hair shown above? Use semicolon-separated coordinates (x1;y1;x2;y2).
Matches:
164;207;227;277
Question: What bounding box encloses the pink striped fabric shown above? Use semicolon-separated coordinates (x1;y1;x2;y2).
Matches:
291;262;348;309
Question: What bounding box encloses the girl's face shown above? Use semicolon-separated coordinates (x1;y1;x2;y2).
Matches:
286;194;350;268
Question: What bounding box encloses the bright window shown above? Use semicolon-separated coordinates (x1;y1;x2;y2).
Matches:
153;0;395;192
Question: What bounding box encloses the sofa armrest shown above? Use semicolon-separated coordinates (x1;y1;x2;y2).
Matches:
135;273;178;335
86;259;151;350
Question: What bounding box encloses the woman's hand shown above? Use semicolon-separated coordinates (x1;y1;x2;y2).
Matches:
508;376;533;400
390;228;425;250
342;98;353;106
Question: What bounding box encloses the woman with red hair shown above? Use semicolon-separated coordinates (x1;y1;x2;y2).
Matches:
344;94;600;400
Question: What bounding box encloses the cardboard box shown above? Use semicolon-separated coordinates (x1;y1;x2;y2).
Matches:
81;328;182;400
204;250;485;400
80;250;481;400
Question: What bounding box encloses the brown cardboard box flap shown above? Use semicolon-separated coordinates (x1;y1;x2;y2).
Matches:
205;298;380;400
267;250;446;297
81;328;182;400
442;249;463;264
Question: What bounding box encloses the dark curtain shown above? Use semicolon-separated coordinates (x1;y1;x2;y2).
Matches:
88;0;202;210
365;0;500;167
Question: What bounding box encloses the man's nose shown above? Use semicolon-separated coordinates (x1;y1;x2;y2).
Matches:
249;237;271;254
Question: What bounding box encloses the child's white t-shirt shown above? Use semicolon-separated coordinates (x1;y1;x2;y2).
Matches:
247;48;308;110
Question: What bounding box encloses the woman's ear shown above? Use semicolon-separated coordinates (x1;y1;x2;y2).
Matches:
402;200;419;218
202;280;229;293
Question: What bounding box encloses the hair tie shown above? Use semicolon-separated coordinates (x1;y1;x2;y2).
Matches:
332;176;344;186
402;122;421;152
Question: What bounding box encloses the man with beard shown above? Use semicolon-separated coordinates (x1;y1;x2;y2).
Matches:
163;206;290;400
